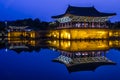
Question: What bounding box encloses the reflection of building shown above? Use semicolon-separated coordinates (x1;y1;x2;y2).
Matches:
48;40;117;72
109;30;120;38
48;40;120;51
48;40;109;51
6;38;48;53
0;38;6;49
7;38;36;53
49;5;116;39
53;51;116;72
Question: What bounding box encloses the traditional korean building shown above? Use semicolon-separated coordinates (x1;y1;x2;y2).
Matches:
50;5;116;39
52;5;116;29
7;26;36;39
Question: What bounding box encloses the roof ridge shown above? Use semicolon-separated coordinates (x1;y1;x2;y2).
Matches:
69;5;94;8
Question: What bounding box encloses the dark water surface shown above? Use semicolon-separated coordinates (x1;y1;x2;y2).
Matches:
0;39;120;80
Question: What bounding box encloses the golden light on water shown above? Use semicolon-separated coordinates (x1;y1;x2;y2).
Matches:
8;39;36;49
48;40;120;51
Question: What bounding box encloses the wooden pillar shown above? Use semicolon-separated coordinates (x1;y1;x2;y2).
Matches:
84;18;86;28
89;22;91;28
92;17;95;28
69;53;71;58
87;22;89;28
84;22;86;28
67;22;69;28
104;22;107;28
60;23;62;28
59;30;60;39
65;23;67;28
61;23;63;28
90;22;92;28
90;52;92;57
104;52;106;57
68;22;70;28
73;22;75;27
66;22;68;28
104;22;105;28
64;23;65;28
80;22;82;28
72;22;74;27
78;22;80;27
58;23;60;28
64;23;66;28
70;22;72;27
92;22;94;28
99;22;101;28
68;22;70;27
67;53;69;57
63;23;65;28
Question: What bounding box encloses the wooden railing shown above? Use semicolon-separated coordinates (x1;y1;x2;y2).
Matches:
56;25;109;29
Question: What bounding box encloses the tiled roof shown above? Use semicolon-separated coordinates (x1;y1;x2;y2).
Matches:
52;5;116;18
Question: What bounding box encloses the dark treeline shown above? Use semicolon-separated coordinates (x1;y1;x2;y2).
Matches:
0;21;6;32
0;18;58;31
0;18;120;32
111;22;120;29
106;21;120;29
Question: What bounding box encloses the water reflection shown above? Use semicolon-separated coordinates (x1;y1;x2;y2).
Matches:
2;38;43;53
48;40;117;72
1;38;119;53
48;40;120;51
48;40;109;51
0;38;119;72
53;51;116;72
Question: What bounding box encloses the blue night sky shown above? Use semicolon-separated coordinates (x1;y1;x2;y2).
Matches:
0;0;120;22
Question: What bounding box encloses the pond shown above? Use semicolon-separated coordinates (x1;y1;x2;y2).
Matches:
0;38;120;80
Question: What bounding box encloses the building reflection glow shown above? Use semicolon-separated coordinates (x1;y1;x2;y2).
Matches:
48;40;120;51
0;37;119;72
49;40;118;72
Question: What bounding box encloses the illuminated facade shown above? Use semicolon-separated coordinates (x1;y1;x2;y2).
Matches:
50;5;116;39
8;31;36;39
8;26;36;39
49;29;109;39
